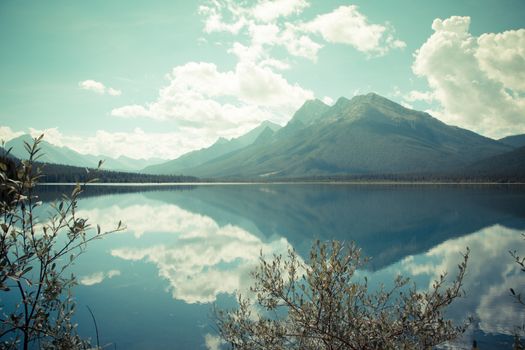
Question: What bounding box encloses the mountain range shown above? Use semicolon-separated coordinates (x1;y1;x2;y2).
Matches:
5;93;524;180
144;93;522;179
3;134;164;172
143;120;281;175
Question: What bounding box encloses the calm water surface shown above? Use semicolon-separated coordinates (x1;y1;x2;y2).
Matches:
35;184;525;349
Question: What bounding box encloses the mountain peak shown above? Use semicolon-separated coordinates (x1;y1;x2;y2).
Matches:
215;137;229;145
288;99;331;127
259;120;282;132
350;92;397;106
332;93;399;110
9;134;37;144
253;126;276;145
301;98;328;108
334;96;351;106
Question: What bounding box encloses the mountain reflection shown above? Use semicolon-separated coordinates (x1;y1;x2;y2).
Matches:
142;184;525;270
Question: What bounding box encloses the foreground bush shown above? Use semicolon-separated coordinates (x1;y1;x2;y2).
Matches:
216;240;469;350
0;136;122;349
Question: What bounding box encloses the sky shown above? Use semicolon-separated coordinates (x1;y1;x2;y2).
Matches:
1;0;524;160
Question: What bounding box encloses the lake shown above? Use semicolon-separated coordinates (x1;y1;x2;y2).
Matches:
35;184;525;349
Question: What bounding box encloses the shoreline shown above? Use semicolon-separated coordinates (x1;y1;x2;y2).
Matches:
39;181;525;186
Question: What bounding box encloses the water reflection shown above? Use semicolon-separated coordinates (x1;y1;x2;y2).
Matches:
77;201;291;303
368;225;525;347
33;185;525;349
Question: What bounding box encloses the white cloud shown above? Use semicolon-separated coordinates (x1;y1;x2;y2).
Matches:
25;126;221;160
79;269;121;286
249;22;280;46
237;61;312;106
107;87;122;96
0;126;24;142
79;80;105;94
303;5;405;55
199;1;404;62
251;0;309;22
111;61;312;139
199;2;246;34
260;57;290;70
476;29;525;92
404;90;434;104
29;127;65;147
110;105;151;119
79;79;122;96
322;96;334;106
280;24;322;61
412;16;525;138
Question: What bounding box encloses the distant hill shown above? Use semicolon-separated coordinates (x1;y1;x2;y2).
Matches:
173;93;511;178
0;152;197;184
463;146;525;180
143;121;281;174
4;134;164;172
499;134;525;148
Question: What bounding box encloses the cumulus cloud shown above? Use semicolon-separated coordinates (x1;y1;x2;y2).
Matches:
0;126;24;142
404;90;435;104
79;80;105;94
79;79;122;96
107;87;122;96
251;0;309;22
199;1;404;61
476;29;525;92
412;16;525;138
25;126;220;160
303;5;406;55
111;61;313;132
280;24;322;61
79;269;121;286
28;127;66;147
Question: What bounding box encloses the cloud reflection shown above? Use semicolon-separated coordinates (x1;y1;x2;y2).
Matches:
396;225;525;337
79;203;291;303
79;269;121;286
204;333;225;350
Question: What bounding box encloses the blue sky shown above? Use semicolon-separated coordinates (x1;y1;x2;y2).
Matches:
1;0;524;159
